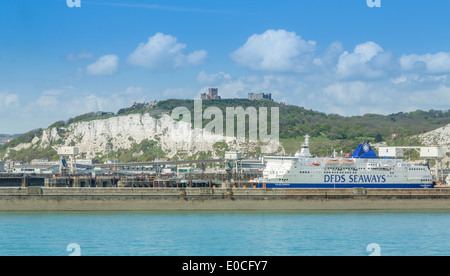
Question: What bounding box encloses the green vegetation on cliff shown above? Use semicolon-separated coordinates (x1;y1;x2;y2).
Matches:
1;98;450;161
154;99;450;144
105;139;166;163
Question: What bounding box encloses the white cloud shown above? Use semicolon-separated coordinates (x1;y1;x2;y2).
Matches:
163;88;196;98
400;52;450;74
407;84;450;108
323;81;370;106
230;29;317;73
43;89;65;95
127;33;208;70
67;87;155;114
29;86;155;127
124;86;146;95
390;74;448;86
0;92;19;109
336;41;389;79
36;95;59;108
35;88;75;110
66;94;122;114
322;41;345;65
187;50;208;66
9;31;450;135
196;71;231;84
86;54;119;76
204;79;248;99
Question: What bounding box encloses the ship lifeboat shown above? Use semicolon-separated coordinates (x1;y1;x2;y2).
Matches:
340;159;355;166
310;162;321;166
324;159;339;166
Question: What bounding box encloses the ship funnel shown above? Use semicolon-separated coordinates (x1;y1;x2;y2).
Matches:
350;141;377;158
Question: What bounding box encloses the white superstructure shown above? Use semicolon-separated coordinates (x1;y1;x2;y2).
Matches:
256;136;433;189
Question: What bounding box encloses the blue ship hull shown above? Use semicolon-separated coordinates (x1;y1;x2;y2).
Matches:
258;183;434;189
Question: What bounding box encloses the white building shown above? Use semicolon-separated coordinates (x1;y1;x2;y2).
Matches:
30;159;59;166
225;151;243;160
77;159;97;165
13;165;59;174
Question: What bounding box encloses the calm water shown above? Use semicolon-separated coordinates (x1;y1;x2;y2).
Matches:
0;210;449;256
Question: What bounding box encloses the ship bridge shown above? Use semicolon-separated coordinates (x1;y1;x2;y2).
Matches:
294;135;313;158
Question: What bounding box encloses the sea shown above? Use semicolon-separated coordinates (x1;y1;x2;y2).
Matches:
0;210;449;256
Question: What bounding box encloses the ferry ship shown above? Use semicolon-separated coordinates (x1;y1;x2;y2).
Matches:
255;135;434;189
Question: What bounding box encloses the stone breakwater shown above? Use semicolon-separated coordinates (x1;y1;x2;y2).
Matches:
0;187;449;211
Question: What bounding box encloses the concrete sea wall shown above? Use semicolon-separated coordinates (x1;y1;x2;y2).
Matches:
0;187;449;211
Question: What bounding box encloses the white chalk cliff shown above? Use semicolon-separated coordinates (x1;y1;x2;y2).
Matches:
5;113;283;160
417;123;450;146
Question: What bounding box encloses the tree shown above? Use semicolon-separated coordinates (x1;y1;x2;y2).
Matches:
374;133;383;142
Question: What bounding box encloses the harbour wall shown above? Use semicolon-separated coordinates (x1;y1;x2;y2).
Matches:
0;187;449;211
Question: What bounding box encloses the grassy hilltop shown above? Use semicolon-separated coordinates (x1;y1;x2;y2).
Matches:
1;98;450;161
152;98;450;155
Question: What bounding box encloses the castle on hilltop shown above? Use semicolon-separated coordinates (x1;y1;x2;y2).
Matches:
248;92;272;101
201;88;221;100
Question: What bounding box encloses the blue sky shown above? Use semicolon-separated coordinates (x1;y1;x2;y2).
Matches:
1;0;450;133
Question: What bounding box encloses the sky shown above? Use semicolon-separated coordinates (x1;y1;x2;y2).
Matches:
1;0;450;134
